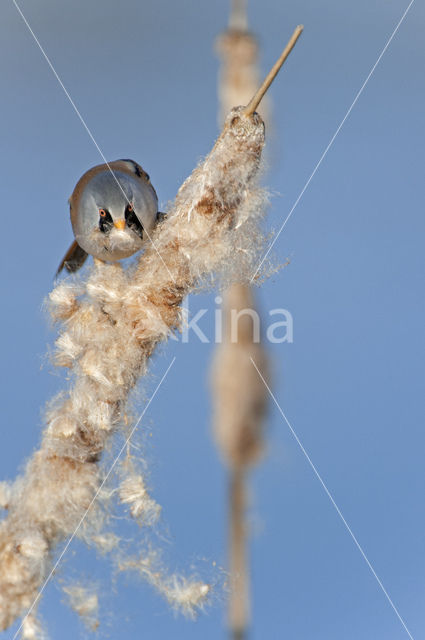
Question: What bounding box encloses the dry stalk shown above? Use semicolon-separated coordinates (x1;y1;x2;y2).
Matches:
216;5;267;127
214;7;271;638
244;25;303;117
212;283;269;468
212;10;302;640
211;284;270;637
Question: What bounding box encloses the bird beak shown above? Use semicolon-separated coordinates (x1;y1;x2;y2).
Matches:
113;219;126;230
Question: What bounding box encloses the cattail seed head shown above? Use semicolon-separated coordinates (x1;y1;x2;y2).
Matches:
0;25;302;631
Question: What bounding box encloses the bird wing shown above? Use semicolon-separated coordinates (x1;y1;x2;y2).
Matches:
56;240;88;277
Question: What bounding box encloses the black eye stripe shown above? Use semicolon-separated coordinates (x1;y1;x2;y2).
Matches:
125;204;144;239
99;208;113;233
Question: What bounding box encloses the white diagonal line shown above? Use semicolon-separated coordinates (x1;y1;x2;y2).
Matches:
12;357;176;640
12;0;175;283
250;357;415;640
251;0;415;282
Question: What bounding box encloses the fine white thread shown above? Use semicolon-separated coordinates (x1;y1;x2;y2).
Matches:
250;357;415;640
251;0;415;281
12;0;175;283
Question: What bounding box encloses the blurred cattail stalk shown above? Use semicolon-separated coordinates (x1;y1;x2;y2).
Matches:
214;6;302;638
212;284;270;638
214;4;270;636
214;7;269;637
216;0;268;127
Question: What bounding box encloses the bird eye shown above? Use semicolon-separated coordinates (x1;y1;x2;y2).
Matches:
98;208;113;233
127;203;133;212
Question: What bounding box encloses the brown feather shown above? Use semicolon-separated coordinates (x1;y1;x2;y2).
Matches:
56;240;88;276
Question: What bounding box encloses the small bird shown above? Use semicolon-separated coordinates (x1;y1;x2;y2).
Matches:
57;159;161;275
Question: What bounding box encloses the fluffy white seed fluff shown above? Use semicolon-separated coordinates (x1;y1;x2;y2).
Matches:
62;584;99;631
119;552;211;618
119;473;161;524
0;107;266;632
20;612;47;640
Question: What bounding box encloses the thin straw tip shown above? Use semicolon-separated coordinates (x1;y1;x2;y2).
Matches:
242;24;304;117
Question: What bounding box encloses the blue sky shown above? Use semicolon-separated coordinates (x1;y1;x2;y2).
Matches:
1;1;425;638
